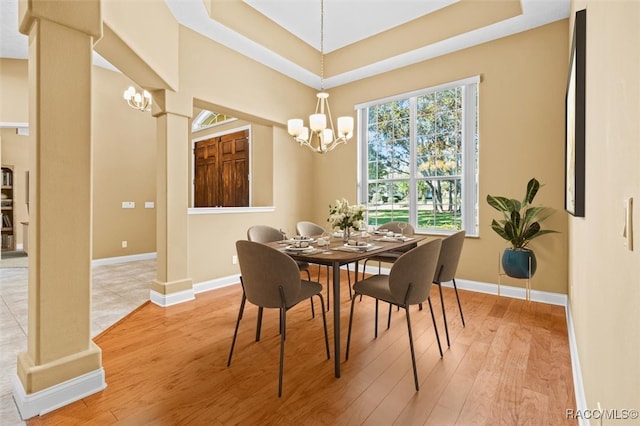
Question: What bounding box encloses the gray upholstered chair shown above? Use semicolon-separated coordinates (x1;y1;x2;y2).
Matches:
228;240;330;397
247;225;315;318
432;230;466;347
346;238;443;391
247;224;312;280
361;221;416;280
295;220;353;308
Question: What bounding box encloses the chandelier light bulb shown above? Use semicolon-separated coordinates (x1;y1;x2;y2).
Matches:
123;86;152;112
309;113;326;132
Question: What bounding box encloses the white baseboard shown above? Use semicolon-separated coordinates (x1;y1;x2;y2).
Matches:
92;252;157;267
566;303;589;425
452;278;568;306
149;288;195;307
12;369;106;419
193;274;241;294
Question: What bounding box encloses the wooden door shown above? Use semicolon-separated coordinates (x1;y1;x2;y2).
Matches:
194;138;218;207
219;130;249;207
193;129;249;207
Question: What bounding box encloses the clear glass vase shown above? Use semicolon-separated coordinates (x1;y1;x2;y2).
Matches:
342;227;351;242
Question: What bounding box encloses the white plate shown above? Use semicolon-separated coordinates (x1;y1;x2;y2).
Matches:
286;245;314;251
291;236;315;243
344;243;372;249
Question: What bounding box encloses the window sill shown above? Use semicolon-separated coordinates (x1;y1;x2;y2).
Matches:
188;206;275;215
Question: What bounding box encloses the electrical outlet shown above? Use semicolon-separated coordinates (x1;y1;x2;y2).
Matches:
232;255;238;265
122;241;128;248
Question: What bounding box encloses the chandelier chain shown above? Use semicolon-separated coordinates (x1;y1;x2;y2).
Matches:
320;0;324;89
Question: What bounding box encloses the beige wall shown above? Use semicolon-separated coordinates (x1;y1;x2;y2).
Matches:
92;66;156;259
0;59;29;123
0;59;156;259
568;1;640;413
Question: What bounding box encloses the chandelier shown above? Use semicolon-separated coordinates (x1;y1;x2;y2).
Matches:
123;86;152;112
287;0;353;154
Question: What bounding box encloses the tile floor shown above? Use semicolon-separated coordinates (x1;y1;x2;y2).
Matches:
0;259;155;425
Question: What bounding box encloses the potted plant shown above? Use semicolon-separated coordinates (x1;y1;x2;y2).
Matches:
487;178;558;278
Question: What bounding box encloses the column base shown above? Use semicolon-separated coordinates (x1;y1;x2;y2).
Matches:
12;368;106;419
150;278;194;307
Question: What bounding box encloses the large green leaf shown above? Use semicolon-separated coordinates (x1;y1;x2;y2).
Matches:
487;195;513;212
522;221;541;241
504;221;517;242
490;219;509;240
522;207;547;227
523;178;540;205
510;210;521;232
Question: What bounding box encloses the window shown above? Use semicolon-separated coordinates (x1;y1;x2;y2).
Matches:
193;128;250;207
192;110;237;133
358;76;479;236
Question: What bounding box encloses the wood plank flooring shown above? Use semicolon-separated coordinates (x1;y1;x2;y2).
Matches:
27;267;576;425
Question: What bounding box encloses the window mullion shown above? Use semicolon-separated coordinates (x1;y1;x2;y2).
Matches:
409;97;417;229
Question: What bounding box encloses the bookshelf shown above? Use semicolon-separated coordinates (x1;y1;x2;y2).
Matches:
1;166;15;252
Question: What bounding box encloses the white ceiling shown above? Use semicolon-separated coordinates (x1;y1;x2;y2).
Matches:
0;0;570;89
243;0;457;53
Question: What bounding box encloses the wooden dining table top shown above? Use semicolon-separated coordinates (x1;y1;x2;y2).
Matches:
267;233;431;265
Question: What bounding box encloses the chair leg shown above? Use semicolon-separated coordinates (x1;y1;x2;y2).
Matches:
404;305;420;391
427;297;443;358
438;284;450;347
453;278;465;327
227;291;246;367
326;266;331;311
256;306;264;342
362;259;370;281
303;270;315;319
374;299;379;338
278;306;286;397
346;292;358;361
387;303;392;329
347;263;353;300
317;294;330;359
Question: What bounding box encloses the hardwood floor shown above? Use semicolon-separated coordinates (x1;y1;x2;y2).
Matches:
27;267;576;425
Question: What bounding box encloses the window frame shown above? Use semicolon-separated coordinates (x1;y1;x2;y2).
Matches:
357;76;479;236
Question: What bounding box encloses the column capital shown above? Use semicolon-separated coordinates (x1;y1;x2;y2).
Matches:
151;90;193;119
19;0;102;41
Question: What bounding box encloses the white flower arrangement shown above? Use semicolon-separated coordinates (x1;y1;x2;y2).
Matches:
327;198;366;231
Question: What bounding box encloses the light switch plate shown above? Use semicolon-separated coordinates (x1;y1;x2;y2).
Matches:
145;201;155;209
122;201;135;209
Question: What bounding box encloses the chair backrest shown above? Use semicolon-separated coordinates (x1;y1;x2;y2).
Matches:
235;240;302;308
378;221;415;234
296;221;325;237
247;225;284;243
388;238;442;305
434;230;465;284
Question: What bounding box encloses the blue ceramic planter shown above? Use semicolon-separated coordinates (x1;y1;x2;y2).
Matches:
502;248;537;278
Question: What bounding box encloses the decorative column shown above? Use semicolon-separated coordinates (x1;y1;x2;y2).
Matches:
150;90;194;306
13;0;104;419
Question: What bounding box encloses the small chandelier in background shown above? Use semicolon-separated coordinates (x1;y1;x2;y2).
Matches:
123;86;152;112
287;0;353;154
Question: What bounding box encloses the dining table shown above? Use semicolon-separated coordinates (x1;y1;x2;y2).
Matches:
268;232;428;378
